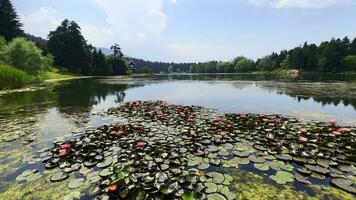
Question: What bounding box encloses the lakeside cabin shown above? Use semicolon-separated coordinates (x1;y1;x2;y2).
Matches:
128;60;136;73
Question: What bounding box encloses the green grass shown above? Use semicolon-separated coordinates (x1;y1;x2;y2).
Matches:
0;64;39;89
46;67;82;80
128;73;152;78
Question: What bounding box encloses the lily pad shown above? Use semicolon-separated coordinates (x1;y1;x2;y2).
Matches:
50;172;69;182
99;168;113;177
207;172;224;184
63;191;81;200
270;171;294;184
204;182;218;193
254;163;269;171
207;193;227;200
68;178;84;189
331;178;356;194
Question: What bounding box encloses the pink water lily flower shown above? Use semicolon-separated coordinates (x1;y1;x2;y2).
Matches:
328;119;337;126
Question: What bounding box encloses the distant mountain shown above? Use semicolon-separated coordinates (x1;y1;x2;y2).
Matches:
97;47;113;56
25;33;47;46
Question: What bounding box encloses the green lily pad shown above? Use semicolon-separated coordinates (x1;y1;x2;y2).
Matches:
204;182;218;193
198;163;210;170
222;174;233;185
219;186;236;200
99;168;113;177
117;171;129;180
331;178;356;194
270;171;294;184
182;192;197;200
63;191;81;200
270;160;293;171
68;178;84;189
254;163;270;171
25;173;42;182
207;172;224;184
50;171;69;182
207;193;227;200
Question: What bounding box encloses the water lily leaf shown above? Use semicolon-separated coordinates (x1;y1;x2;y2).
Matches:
182;192;197;200
25;173;42;182
117;171;129;180
204;182;218;193
207;172;224;184
331;178;356;194
219;186;236;200
207;193;227;200
222;174;233;185
63;191;81;200
254;163;269;171
270;171;294;184
99;168;113;177
68;178;84;189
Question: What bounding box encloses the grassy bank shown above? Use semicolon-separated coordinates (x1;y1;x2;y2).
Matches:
0;64;41;89
46;67;82;80
128;73;152;78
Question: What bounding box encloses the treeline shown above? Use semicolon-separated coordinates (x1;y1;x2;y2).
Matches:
130;58;193;73
0;0;128;77
190;37;356;73
47;19;128;75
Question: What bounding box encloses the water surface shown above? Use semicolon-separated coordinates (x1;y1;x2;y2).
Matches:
0;74;355;198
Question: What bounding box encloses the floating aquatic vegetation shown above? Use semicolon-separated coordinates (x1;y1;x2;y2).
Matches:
17;100;355;198
270;171;295;184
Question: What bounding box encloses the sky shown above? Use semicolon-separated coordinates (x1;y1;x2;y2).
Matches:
12;0;356;62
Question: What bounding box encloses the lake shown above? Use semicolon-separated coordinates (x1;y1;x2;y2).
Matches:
0;74;355;199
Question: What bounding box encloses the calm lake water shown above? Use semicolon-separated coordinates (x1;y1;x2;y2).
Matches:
0;74;356;199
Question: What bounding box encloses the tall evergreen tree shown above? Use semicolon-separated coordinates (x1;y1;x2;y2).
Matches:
48;19;91;74
351;38;356;55
0;0;24;41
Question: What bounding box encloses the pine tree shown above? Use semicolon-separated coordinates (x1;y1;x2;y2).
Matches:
48;19;90;74
0;0;24;41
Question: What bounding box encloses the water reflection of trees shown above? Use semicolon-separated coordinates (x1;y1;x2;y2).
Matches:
257;82;356;110
54;78;138;117
155;74;292;81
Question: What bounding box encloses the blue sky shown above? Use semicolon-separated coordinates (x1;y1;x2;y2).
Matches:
13;0;356;62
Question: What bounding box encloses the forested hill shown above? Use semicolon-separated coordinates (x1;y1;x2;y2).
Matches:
129;58;194;73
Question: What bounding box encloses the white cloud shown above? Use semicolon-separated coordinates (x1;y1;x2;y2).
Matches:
20;7;60;39
170;0;177;4
20;7;114;47
93;0;167;40
247;0;351;8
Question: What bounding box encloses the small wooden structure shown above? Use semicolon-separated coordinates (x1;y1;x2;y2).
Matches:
128;60;135;73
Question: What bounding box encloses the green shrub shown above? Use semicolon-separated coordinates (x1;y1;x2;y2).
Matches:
1;37;53;73
0;64;36;89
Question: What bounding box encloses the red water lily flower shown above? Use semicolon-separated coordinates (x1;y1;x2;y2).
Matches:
239;114;247;120
268;123;275;128
216;117;222;122
261;118;268;123
275;118;283;124
59;149;68;157
108;184;118;193
211;126;217;131
298;136;308;142
328;119;337;126
299;128;307;133
136;141;145;148
330;131;342;137
188;118;193;123
338;127;350;134
226;124;232;129
61;143;71;150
